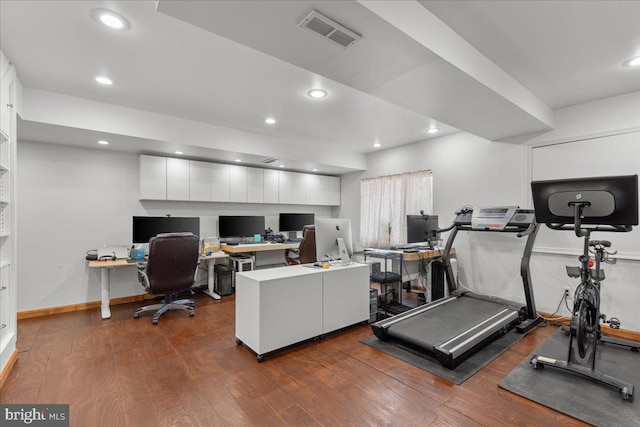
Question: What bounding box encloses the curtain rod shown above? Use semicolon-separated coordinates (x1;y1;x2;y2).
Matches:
361;169;432;181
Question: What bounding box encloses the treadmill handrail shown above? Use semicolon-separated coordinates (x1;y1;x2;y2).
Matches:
441;208;539;321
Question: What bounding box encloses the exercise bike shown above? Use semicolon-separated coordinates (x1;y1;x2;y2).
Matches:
530;200;639;401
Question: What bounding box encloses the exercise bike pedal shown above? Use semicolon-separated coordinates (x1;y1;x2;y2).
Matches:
607;317;621;329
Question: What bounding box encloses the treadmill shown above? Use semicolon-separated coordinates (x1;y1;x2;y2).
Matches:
371;206;543;369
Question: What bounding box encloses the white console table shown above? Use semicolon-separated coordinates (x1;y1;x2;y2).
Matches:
235;262;369;361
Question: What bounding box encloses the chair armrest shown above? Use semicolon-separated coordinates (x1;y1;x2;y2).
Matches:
137;265;150;291
285;249;301;265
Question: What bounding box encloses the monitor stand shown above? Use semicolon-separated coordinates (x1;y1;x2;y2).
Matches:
288;231;297;241
337;237;351;266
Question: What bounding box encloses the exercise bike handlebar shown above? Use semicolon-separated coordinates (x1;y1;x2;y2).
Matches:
546;202;633;235
546;223;632;233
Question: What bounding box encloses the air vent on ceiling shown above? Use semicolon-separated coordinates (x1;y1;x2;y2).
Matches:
261;158;279;164
298;10;362;49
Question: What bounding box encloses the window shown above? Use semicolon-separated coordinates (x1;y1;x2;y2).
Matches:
360;170;433;248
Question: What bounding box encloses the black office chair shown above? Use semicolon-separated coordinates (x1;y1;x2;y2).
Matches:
134;232;200;324
285;225;317;265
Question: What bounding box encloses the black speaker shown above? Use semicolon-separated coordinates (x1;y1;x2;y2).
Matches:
431;260;445;301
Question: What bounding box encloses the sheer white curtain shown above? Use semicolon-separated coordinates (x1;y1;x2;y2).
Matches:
360;170;433;248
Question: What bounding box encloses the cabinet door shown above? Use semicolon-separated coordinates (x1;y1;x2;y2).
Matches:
247;167;264;203
329;176;341;206
263;169;279;203
211;163;230;201
166;158;190;201
291;173;306;205
189;161;211;201
322;265;369;333
0;63;14;138
278;171;293;204
317;175;331;205
305;174;320;205
139;155;166;200
229;165;248;202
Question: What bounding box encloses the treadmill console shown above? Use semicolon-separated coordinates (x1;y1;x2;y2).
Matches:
453;207;536;230
472;206;518;230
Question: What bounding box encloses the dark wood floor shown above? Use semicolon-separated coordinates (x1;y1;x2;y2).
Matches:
1;291;587;427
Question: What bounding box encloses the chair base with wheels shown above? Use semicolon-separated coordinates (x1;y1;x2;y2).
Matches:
134;293;195;325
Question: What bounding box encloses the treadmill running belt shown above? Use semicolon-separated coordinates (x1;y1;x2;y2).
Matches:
386;297;515;350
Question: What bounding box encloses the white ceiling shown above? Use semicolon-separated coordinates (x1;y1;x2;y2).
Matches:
1;0;638;174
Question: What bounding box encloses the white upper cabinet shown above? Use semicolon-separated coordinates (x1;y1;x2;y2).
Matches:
229;165;248;203
138;155;340;206
305;174;320;205
166;158;190;201
189;160;211;202
317;175;331;206
139;155;167;200
329;176;341;206
0;58;14;138
263;169;279;203
278;171;293;204
291;172;306;205
247;167;264;203
210;163;230;202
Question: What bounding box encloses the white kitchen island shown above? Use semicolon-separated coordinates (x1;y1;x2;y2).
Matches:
235;262;369;361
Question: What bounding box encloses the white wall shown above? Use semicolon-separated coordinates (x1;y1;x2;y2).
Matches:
339;132;531;305
16;140;331;312
527;93;640;330
338;91;640;331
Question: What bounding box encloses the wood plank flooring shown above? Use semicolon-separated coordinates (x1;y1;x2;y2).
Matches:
0;292;588;427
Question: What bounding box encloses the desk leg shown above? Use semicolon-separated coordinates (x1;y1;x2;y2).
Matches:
203;258;221;300
101;268;111;319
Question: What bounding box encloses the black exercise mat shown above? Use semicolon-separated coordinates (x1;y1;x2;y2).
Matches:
500;329;640;427
361;329;525;385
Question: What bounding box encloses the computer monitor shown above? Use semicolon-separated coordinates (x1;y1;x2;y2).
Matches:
132;216;200;243
279;213;314;240
531;175;638;226
406;214;440;244
315;218;353;264
218;215;265;238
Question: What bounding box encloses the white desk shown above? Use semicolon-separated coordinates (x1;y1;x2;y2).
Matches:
88;252;229;319
235;262;369;361
220;242;299;253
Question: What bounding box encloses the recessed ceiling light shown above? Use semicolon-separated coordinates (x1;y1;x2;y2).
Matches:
623;55;640;67
95;76;113;85
279;164;285;168
265;117;276;125
373;142;381;148
174;151;183;155
307;89;328;99
97;140;109;145
234;159;242;162
312;168;318;172
91;9;130;30
426;127;440;134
